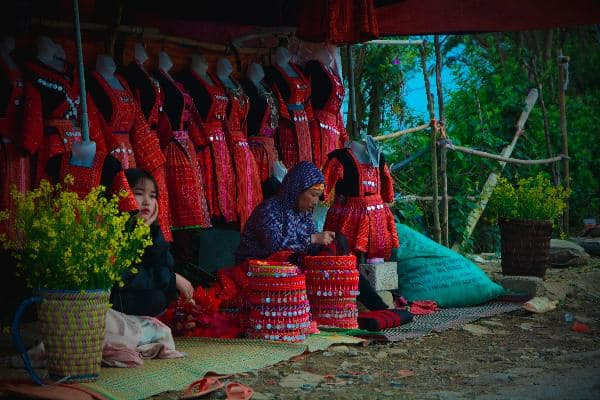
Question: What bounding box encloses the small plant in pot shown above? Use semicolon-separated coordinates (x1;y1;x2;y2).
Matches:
0;176;151;384
488;173;569;278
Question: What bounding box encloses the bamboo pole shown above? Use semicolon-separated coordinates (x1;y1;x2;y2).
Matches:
446;144;567;165
347;45;359;139
434;35;449;246
365;39;424;45
30;18;270;55
395;195;477;202
372;123;430;141
452;88;539;251
419;42;441;243
558;51;570;234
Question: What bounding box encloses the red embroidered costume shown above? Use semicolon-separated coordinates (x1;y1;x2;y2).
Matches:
178;70;237;223
305;60;348;169
101;63;173;241
0;60;30;236
154;69;211;230
223;80;262;229
241;78;280;182
21;60;106;184
266;63;313;169
323;148;399;259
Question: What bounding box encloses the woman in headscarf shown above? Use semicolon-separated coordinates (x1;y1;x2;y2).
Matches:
235;161;335;263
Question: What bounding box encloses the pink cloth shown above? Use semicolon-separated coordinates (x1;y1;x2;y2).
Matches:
409;300;438;315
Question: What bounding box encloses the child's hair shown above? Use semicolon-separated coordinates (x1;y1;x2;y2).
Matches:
124;168;158;198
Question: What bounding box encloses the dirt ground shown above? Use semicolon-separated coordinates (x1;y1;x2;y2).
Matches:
152;258;600;400
1;259;599;400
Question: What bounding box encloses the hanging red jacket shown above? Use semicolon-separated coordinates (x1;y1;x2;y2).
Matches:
0;59;30;237
305;60;348;169
267;63;313;169
323;148;398;259
223;79;262;229
21;60;106;184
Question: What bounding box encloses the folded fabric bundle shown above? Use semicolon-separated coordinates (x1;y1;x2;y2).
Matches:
357;309;413;331
409;300;438;315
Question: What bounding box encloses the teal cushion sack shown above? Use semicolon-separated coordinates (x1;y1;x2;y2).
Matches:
395;223;505;307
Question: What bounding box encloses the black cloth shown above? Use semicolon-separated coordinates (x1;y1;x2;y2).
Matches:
304;60;332;110
240;78;268;136
111;224;178;316
357;272;389;311
357;309;413;331
122;62;157;120
24;61;75;116
176;70;211;121
44;153;123;194
86;72;114;123
154;69;184;131
327;148;388;197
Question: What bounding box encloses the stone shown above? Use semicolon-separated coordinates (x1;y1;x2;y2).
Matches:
375;350;389;359
279;371;325;389
478;320;505;328
573;236;600;256
387;348;409;356
376;290;395;309
347;347;359;356
543;282;573;302
359;262;399;291
252;392;273;400
500;276;544;299
462;324;493;336
330;345;349;354
549;239;590;267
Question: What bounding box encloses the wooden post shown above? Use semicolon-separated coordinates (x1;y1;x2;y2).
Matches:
452;89;539;250
434;35;449;247
419;42;441;243
347;45;359;139
558;51;570;234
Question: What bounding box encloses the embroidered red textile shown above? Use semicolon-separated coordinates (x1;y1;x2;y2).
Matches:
271;64;313;169
323;151;399;259
59;150;138;212
0;63;30;237
21;62;106;184
296;0;379;44
225;83;262;229
246;260;311;342
309;62;348;169
127;65;172;241
191;71;237;222
156;70;211;229
302;255;359;329
248;136;278;182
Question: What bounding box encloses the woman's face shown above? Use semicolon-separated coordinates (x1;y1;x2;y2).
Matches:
297;187;323;212
133;178;158;225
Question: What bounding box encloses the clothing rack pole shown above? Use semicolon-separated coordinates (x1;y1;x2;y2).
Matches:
72;0;89;143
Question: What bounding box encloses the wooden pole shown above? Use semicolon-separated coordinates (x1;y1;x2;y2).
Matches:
365;39;424;45
419;41;441;243
558;51;570;234
347;45;359;139
372;123;430;141
452;89;539;250
434;35;449;247
447;145;567;165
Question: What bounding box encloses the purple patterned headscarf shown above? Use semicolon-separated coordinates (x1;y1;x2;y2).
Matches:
235;162;324;263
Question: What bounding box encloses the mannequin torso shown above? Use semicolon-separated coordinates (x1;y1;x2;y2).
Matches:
191;54;214;86
0;36;17;70
350;139;370;164
96;54;124;90
274;47;298;78
216;58;237;90
36;36;65;73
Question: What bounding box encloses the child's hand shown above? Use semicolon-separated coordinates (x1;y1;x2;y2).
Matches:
146;204;158;226
175;273;194;302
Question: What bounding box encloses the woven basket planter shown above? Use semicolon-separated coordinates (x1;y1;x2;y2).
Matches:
13;289;110;384
499;217;553;278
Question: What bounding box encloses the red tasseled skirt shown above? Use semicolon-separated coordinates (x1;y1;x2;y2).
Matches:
152;167;173;242
107;134;136;170
0;140;31;237
164;137;211;229
311;110;345;169
277;110;312;169
248;136;278;182
324;194;399;259
229;132;263;230
197;125;237;223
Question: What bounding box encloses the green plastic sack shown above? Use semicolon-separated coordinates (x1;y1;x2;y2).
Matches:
395;223;505;307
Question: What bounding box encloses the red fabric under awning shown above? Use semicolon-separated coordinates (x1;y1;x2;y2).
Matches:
375;0;600;36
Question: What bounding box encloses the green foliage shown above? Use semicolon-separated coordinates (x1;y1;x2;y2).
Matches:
488;173;569;224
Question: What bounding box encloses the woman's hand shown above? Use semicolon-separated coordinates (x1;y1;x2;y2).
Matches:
175;273;195;303
311;231;336;246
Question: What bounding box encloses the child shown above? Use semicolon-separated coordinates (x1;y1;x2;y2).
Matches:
110;168;195;317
